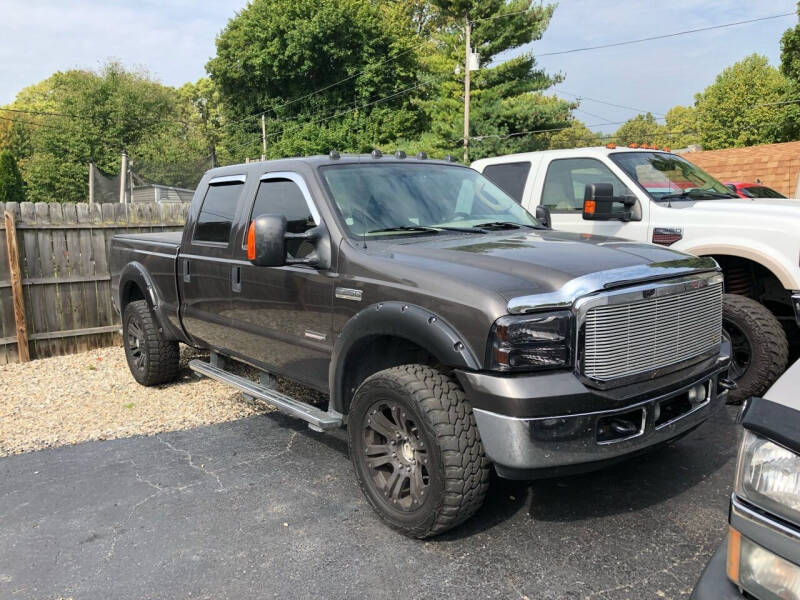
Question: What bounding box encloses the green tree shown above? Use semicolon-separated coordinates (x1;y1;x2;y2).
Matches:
207;0;423;160
0;150;25;203
612;113;664;147
2;62;209;202
780;2;800;83
662;105;699;149
694;54;799;149
547;120;602;149
423;0;572;160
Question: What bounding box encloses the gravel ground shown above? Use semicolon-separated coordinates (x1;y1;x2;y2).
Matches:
0;345;324;457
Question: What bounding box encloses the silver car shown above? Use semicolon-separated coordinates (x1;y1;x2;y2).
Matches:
692;359;800;599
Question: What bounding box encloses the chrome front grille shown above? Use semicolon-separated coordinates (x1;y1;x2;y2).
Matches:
582;281;723;381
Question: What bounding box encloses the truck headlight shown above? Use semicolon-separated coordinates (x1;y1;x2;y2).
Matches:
735;430;800;525
487;311;574;372
728;529;800;600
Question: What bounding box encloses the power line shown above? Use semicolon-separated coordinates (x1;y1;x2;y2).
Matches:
751;97;800;108
222;80;431;157
0;114;66;130
0;106;96;120
555;89;665;116
573;107;617;124
470;8;534;24
470;116;667;141
226;46;420;127
538;12;795;57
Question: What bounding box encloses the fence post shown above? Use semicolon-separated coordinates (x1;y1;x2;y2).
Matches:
119;150;128;204
88;160;95;205
4;211;30;362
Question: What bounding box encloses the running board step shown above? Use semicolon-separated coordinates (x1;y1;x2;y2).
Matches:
189;359;342;431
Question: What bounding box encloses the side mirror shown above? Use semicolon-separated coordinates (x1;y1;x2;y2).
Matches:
582;183;615;220
582;183;636;221
246;214;331;269
535;205;552;229
247;214;288;267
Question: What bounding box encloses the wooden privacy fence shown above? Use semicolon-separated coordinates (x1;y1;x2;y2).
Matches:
0;201;189;365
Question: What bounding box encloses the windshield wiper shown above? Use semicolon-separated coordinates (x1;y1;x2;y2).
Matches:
659;189;735;201
472;221;542;230
366;226;441;235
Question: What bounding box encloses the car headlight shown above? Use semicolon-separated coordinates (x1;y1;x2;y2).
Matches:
487;311;574;372
728;529;800;600
735;430;800;525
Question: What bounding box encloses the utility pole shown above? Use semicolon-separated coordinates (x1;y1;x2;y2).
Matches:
261;114;267;161
463;14;471;164
119;150;128;204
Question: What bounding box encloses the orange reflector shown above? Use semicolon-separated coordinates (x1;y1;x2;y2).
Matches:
727;527;741;584
606;143;616;149
247;221;256;260
628;143;639;148
584;200;596;214
663;147;671;152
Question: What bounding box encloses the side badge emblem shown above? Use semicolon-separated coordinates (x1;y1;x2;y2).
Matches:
336;288;363;301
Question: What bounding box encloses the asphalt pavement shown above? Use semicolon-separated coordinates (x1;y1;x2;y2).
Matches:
0;406;741;599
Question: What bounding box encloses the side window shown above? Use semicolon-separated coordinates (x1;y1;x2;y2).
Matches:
194;181;244;243
250;178;316;258
482;162;531;204
541;158;632;212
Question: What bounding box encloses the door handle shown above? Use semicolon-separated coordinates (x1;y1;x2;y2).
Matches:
231;266;241;293
182;260;190;283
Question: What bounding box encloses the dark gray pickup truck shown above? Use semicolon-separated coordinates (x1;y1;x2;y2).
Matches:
111;153;731;537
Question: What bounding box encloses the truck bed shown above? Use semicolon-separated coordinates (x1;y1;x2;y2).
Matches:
110;231;183;326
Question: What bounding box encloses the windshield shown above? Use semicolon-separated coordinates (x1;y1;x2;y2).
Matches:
320;163;540;236
610;151;735;201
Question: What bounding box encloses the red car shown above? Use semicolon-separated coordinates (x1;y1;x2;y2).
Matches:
725;181;787;199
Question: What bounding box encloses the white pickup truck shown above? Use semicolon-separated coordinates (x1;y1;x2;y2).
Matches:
473;146;800;403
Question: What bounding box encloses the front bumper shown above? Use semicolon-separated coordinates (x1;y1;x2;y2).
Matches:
690;538;741;600
458;352;729;476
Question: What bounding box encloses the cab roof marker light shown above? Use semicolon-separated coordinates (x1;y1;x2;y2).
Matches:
329;150;340;160
394;150;406;159
628;143;639;148
371;149;382;159
606;143;616;149
416;151;427;159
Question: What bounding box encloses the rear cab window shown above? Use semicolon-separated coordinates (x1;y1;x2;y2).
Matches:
193;175;246;245
482;162;531;204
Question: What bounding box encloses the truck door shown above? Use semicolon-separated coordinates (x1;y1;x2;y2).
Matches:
179;175;246;351
537;157;649;241
227;172;333;391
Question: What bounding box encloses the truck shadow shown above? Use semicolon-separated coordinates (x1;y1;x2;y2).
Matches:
441;407;741;539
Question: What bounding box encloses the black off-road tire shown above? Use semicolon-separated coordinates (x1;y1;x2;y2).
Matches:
122;300;180;386
723;294;788;404
348;365;490;538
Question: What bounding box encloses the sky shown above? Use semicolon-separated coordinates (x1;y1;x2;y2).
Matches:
0;0;797;134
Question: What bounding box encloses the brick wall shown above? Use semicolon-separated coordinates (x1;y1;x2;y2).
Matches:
683;141;800;197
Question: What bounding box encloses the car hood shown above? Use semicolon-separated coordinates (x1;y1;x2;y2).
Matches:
369;229;713;301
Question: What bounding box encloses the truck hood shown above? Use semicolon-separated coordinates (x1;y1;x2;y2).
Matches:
373;229;712;301
662;197;800;221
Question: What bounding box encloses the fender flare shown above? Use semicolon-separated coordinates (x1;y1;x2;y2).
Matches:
329;302;481;414
685;244;798;290
118;262;188;343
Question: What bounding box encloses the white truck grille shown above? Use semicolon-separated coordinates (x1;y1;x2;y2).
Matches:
583;282;723;381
